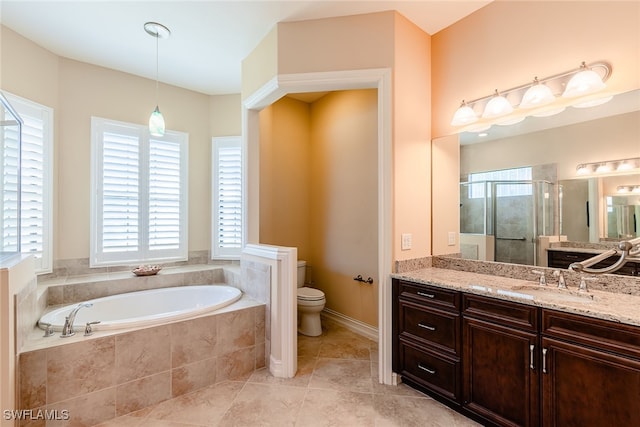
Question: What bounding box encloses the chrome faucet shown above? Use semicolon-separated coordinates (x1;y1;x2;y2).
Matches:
553;270;567;289
531;270;547;286
61;302;93;337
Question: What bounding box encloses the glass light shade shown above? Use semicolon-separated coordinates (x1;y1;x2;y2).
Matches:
617;160;636;171
562;68;606;98
633;186;640;194
450;103;478;126
576;164;591;175
617;186;630;194
520;83;555;109
595;163;611;173
482;93;513;119
149;106;165;137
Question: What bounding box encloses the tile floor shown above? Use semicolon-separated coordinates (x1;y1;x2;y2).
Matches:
96;319;480;426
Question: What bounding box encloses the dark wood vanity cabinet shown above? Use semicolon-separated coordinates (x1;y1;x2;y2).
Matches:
462;295;540;427
393;278;640;427
541;310;640;426
392;280;462;405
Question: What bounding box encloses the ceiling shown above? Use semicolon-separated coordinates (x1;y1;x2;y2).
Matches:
0;1;492;95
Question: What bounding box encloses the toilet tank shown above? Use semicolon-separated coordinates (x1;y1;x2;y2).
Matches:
297;260;306;287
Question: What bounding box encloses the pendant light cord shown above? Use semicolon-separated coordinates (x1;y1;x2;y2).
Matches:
155;32;159;106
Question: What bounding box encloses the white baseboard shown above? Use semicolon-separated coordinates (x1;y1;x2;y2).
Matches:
321;308;378;342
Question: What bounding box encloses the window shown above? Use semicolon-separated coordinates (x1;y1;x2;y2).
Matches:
90;117;188;266
468;167;532;199
211;136;243;259
2;93;53;273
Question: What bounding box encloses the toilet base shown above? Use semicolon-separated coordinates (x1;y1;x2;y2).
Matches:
298;312;322;336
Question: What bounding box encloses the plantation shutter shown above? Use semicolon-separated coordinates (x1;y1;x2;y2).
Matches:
101;129;140;254
1;114;21;252
20;115;46;258
91;117;188;266
212;137;243;258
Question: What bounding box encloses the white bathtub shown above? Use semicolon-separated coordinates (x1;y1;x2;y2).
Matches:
38;285;242;331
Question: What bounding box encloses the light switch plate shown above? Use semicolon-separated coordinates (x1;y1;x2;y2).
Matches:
401;233;412;250
448;231;456;246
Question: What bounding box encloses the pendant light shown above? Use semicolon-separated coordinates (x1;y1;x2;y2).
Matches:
144;22;171;137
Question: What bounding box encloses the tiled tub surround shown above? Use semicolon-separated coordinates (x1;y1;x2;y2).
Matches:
18;300;265;426
18;264;267;426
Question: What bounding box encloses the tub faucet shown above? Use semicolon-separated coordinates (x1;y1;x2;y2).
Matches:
61;302;93;338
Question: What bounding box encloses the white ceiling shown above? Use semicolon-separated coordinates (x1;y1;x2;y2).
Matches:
0;0;492;95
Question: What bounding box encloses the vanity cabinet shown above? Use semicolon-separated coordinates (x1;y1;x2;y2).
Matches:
392;278;640;426
462;294;540;427
541;310;640;426
392;280;462;405
547;249;639;276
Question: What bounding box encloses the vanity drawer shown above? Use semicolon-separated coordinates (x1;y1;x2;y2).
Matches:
398;339;460;403
542;309;640;360
463;294;538;332
399;301;460;355
398;280;460;311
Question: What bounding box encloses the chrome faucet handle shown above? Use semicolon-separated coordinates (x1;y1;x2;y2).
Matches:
553;270;567;289
531;269;546;286
84;321;101;336
578;276;596;293
41;322;54;337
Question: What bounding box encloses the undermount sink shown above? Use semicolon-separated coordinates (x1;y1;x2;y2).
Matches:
500;285;596;303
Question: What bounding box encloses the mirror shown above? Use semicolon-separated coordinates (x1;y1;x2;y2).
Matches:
453;88;640;267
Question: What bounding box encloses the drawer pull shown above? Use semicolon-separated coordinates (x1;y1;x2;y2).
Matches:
529;344;535;370
418;363;436;375
418;323;436;331
542;348;548;374
417;291;435;298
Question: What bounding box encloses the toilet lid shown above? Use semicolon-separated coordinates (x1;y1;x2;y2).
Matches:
297;287;325;301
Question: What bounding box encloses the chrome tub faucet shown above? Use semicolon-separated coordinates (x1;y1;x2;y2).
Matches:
61;302;93;337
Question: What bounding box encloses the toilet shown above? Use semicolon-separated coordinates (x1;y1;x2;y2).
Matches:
297;260;326;336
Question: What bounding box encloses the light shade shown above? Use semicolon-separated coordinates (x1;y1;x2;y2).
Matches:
520;79;556;109
450;101;478;126
149;106;165;137
562;63;606;98
482;91;513;119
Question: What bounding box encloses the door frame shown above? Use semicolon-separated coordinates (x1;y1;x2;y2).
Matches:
242;68;395;383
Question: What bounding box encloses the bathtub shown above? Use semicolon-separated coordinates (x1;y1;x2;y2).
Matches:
38;285;242;331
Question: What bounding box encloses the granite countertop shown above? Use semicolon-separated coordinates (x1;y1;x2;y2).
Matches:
392;267;640;327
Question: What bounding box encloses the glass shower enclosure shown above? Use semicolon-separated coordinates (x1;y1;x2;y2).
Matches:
460;180;558;266
0;92;22;258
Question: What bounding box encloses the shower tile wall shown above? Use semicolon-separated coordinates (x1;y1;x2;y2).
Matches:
18;305;265;426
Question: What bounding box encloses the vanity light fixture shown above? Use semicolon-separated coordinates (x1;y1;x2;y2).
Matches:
575;157;640;176
450;100;478;126
562;62;606;98
617;185;640;194
519;77;556;109
451;61;612;133
144;21;171;137
482;90;513;119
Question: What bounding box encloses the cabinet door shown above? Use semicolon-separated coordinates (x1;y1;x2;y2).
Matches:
463;317;540;427
542;337;640;427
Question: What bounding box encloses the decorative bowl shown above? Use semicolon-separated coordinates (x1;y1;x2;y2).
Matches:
132;265;162;276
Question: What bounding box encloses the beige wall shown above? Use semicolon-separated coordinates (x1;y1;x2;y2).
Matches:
432;0;640;137
259;90;378;326
392;12;432;260
1;26;242;263
309;90;378;326
259;96;311;259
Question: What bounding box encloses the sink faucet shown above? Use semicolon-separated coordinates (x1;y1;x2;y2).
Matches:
61;302;93;337
531;270;547;286
553;270;567;289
